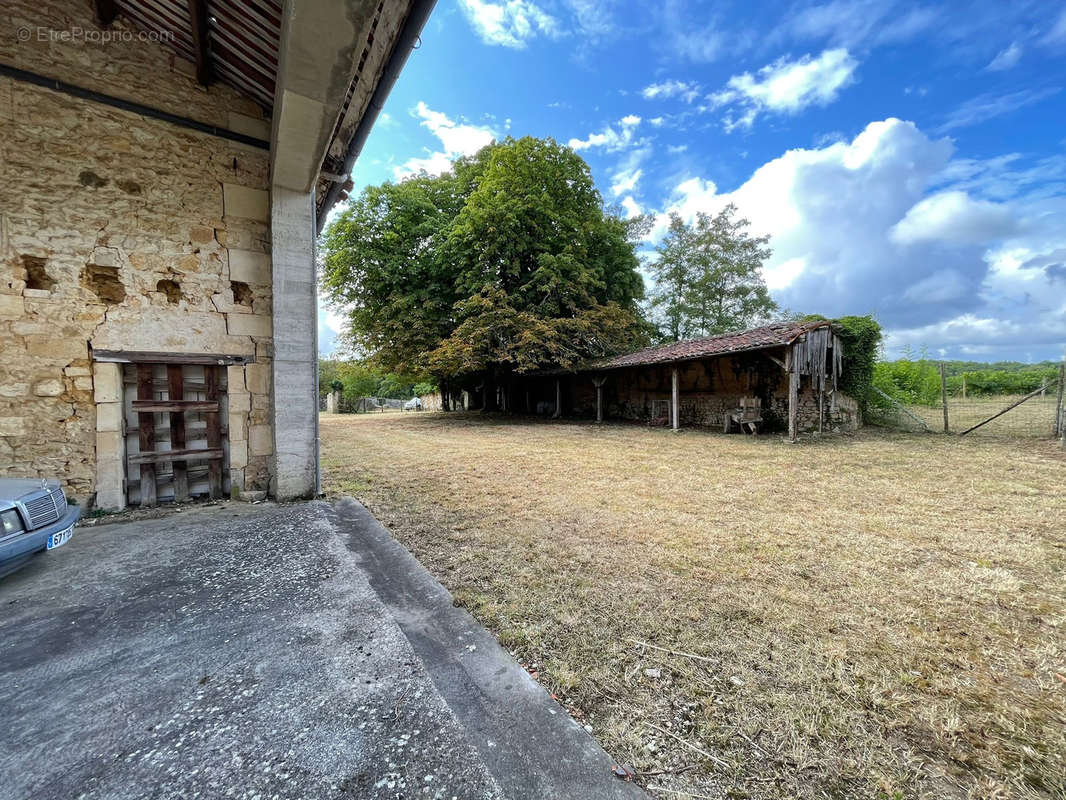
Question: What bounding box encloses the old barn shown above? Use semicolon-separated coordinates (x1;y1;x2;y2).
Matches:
508;320;858;439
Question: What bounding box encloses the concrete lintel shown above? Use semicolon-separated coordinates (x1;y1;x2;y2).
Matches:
271;1;378;193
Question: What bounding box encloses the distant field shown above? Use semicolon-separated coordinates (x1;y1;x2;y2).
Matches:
322;413;1066;800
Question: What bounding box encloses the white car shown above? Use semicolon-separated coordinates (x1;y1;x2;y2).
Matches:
1;478;80;578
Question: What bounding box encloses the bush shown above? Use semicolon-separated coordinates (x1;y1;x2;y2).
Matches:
412;381;438;397
873;358;942;406
874;357;1061;406
832;315;883;414
947;367;1059;397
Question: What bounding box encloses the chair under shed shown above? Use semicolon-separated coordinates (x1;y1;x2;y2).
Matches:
725;396;762;434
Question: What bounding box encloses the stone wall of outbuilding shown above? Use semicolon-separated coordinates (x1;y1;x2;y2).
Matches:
0;0;275;507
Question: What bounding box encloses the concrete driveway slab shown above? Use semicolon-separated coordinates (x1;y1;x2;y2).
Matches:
0;502;500;800
1;499;646;800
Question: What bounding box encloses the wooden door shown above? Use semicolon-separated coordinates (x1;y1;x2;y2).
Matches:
123;364;229;506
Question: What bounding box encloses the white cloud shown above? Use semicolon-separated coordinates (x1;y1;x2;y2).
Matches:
565;0;618;40
611;168;642;196
641;79;701;103
779;0;938;48
764;257;806;291
620;196;643;219
568;114;642;151
395;102;497;179
1041;8;1066;45
663;12;727;63
985;42;1022;71
709;48;858;130
644;117;1066;358
939;88;1059;132
891;191;1017;244
458;0;560;48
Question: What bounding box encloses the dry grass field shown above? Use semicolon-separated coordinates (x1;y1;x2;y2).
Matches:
321;412;1066;800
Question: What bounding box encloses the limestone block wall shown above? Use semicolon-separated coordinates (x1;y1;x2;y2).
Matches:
0;0;276;507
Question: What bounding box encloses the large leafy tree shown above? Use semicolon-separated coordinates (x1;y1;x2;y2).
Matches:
319;169;468;373
321;137;648;406
649;204;777;341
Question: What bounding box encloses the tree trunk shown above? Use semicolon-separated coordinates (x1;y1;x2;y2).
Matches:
483;373;499;412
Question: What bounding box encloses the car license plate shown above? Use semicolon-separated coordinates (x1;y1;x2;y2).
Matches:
47;526;73;550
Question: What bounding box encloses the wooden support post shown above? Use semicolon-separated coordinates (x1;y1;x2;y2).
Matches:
1056;362;1065;438
787;349;798;443
592;376;606;423
525;389;531;413
204;365;223;499
788;371;799;443
940;362;949;433
671;367;679;431
167;365;189;503
94;0;118;25
553;379;562;419
136;365;157;507
187;0;214;86
817;384;823;434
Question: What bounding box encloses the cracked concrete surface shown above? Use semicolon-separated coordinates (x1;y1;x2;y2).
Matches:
0;500;646;800
0;501;501;799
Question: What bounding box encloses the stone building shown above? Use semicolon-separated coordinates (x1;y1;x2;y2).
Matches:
510;320;860;438
1;0;433;508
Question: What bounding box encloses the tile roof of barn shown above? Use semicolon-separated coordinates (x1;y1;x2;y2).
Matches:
591;319;830;370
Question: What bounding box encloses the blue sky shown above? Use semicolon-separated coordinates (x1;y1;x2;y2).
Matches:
319;0;1066;362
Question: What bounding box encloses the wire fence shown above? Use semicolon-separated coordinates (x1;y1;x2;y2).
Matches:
868;364;1065;440
318;395;407;413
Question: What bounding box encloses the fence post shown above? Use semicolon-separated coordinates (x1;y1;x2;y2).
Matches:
1058;361;1065;443
940;362;949;433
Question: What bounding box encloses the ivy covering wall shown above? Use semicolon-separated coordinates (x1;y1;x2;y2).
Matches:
803;314;883;414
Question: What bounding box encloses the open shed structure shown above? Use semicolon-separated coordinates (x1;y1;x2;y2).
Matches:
510;320;858;440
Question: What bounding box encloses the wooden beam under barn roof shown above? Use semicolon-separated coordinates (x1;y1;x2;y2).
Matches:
187;0;214;86
94;0;118;25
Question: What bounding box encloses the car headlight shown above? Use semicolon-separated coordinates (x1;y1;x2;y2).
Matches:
1;509;25;535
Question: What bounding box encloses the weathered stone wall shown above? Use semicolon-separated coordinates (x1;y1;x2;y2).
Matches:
0;0;275;507
527;350;859;433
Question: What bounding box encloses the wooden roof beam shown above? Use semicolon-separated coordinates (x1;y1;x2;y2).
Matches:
94;0;118;26
187;0;214;86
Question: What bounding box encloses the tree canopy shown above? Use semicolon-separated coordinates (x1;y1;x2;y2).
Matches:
648;205;777;341
321;137;649;397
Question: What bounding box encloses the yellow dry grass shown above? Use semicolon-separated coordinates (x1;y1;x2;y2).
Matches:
321;412;1066;800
